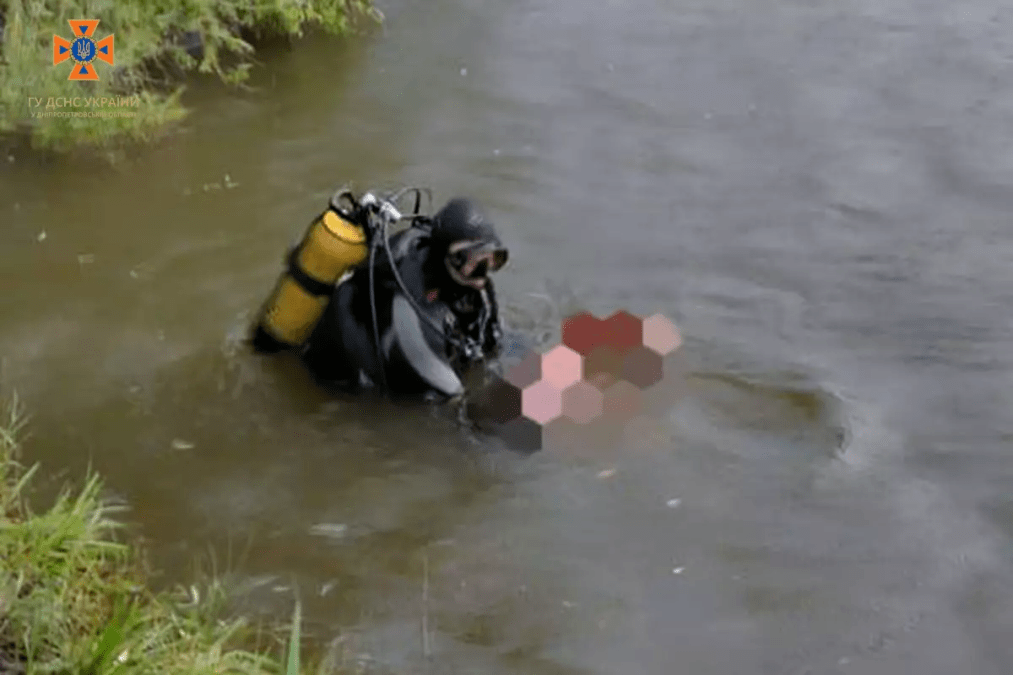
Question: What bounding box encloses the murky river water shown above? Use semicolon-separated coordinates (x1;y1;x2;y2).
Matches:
3;0;1013;672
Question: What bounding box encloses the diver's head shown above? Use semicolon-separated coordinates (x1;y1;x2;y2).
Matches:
431;198;509;290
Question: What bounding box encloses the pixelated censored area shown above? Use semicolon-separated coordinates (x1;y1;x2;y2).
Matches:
478;311;682;452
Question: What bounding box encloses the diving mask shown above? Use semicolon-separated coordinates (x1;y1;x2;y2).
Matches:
445;239;509;289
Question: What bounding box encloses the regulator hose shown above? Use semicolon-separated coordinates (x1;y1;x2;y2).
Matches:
344;186;483;397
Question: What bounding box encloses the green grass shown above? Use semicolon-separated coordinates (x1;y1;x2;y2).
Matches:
0;395;320;675
0;0;378;152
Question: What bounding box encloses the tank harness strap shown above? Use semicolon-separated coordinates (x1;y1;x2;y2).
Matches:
287;245;337;297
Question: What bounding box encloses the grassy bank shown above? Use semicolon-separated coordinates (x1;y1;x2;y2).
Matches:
0;395;317;675
0;0;377;152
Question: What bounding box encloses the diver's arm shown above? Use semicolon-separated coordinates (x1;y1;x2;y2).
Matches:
390;293;465;398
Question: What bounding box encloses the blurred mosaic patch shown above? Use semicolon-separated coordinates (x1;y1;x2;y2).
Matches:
478;311;683;452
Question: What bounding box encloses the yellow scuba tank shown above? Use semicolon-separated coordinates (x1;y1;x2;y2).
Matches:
252;202;368;353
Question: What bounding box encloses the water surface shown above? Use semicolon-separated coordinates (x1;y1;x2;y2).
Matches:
2;0;1012;672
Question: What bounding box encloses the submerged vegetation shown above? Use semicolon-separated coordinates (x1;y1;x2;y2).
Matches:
0;0;377;151
0;396;317;675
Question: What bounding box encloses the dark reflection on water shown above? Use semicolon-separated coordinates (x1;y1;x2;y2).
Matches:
2;0;1013;672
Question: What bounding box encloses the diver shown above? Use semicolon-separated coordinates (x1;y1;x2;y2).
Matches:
251;188;509;402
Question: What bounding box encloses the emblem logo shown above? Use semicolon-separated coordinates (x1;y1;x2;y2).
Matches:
53;20;114;81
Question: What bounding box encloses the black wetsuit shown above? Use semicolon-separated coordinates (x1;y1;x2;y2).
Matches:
300;223;502;399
